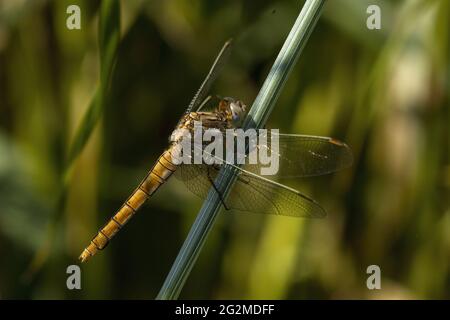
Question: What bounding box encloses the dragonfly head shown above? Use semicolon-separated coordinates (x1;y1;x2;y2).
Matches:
220;97;247;127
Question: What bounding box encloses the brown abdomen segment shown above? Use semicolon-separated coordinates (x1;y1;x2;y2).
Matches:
79;147;177;262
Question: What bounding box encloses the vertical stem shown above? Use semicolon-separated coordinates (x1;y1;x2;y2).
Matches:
157;0;327;300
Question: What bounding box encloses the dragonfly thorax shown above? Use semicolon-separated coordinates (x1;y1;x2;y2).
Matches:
217;97;247;128
170;97;247;144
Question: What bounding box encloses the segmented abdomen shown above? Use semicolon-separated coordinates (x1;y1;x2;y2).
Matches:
79;146;177;262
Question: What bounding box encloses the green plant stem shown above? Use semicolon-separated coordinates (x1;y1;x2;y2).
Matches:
156;0;327;300
26;0;120;277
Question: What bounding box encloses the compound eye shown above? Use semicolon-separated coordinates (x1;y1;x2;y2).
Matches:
230;102;241;123
232;111;240;122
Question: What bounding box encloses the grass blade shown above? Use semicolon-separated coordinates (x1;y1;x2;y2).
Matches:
26;0;121;277
157;0;327;300
66;0;120;168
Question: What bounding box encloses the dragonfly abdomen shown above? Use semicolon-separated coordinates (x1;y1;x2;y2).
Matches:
79;147;178;262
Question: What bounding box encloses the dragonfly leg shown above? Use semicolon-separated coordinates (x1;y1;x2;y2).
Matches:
196;95;212;112
207;168;230;210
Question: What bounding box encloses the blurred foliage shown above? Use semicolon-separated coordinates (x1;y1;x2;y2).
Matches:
0;0;448;299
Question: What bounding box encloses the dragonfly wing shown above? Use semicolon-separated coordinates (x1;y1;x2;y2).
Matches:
175;163;214;199
186;40;233;113
174;163;326;218
241;133;353;178
191;131;353;178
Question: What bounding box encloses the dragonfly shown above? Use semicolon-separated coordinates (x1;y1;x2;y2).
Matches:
79;40;353;262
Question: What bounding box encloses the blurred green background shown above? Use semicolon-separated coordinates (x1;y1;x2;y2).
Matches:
0;0;448;299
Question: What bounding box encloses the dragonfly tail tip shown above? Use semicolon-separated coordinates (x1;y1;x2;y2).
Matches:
79;250;91;263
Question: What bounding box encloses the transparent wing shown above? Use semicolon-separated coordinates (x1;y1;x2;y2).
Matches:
196;95;224;113
186;39;233;113
243;133;354;178
174;163;326;218
189;131;353;178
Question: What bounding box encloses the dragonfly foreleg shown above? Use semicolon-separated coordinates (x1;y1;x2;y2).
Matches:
207;167;230;210
196;95;212;112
